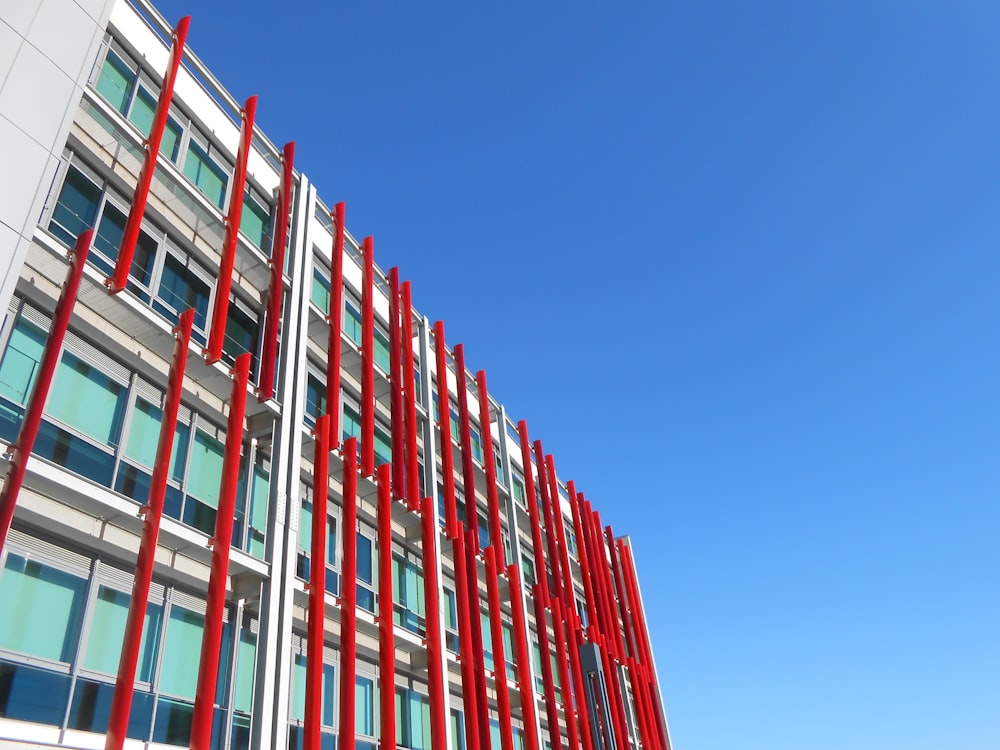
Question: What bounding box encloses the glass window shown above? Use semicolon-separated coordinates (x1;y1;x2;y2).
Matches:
155;253;211;336
158;605;204;699
223;302;259;367
96;49;135;114
0;661;73;726
374;328;390;373
470;427;483;464
290;653;335;726
305;374;327;424
397;688;432;750
248;466;269;559
344;301;362;345
451;710;465;750
83;586;162;681
124;397;189;483
92;201;158;288
356;675;374;737
129;86;182;162
311;268;331;314
49;165;101;246
186;429;224;508
392;557;425;635
240;193;271;249
183;141;228;209
234;629;256;713
47;352;126;446
0;554;87;663
356;532;375;613
443;588;459;653
0;317;45;406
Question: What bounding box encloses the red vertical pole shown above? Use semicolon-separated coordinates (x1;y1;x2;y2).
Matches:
376;464;395;750
530;584;563;750
566;483;598;635
607;529;637;662
484;548;514;750
476;371;504;567
533;440;562;602
107;17;190;293
104;305;191;750
582;504;614;648
339;437;358;750
205;96;257;364
451;530;481;750
507;565;539;750
360;236;375;475
454;345;478;551
433;322;457;539
326;202;345;444
257;141;295;402
598;522;627;661
548;596;580;750
388;269;404;497
465;527;491;749
190;353;251;750
545;455;575;618
517;422;547;591
0;230;92;554
619;543;653;669
626;656;655;750
401;282;419;511
304;422;333;750
420;497;447;750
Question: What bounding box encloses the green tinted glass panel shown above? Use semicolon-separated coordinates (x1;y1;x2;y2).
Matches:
356;533;373;585
0;554;86;662
451;711;464;750
187;430;224;507
183;143;227;209
374;329;390;373
291;655;334;725
489;720;502;750
96;50;134;113
311;269;331;314
356;675;374;736
250;467;269;531
240;194;270;249
129;87;181;161
159;606;203;699
124;398;189;482
48;353;124;445
234;629;256;712
344;302;362;344
83;586;162;681
471;428;483;463
0;318;45;405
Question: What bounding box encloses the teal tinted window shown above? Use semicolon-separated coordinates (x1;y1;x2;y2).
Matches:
183;143;228;209
49;166;101;246
356;675;374;736
306;374;327;422
96;50;135;114
397;688;431;750
124;398;189;482
470;427;483;463
48;353;125;446
343;405;361;442
374;328;390;373
451;711;464;750
129;87;182;162
311;268;330;314
248;467;269;558
297;500;336;563
490;720;502;750
0;554;87;662
392;557;425;634
374;425;392;467
240;194;270;249
0;317;45;405
290;654;334;725
186;429;224;508
83;586;162;681
344;301;362;344
234;629;256;713
356;533;373;585
158;606;203;699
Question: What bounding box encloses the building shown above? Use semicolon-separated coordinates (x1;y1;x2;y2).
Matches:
0;1;672;749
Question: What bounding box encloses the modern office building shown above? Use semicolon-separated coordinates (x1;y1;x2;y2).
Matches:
0;1;672;749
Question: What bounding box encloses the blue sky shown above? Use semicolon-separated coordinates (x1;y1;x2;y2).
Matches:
149;1;999;748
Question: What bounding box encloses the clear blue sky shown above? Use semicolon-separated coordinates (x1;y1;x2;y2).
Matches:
150;1;999;748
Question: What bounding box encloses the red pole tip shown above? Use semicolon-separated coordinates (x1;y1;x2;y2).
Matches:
243;95;258;119
283;141;295;161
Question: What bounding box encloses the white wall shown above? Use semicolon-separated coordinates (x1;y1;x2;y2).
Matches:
0;0;117;316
